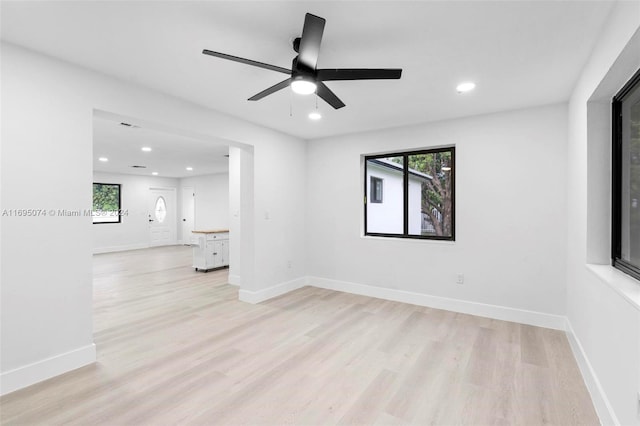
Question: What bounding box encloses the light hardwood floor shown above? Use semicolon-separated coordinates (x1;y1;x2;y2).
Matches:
1;245;599;425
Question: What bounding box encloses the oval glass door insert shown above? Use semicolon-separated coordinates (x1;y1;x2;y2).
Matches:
154;196;167;223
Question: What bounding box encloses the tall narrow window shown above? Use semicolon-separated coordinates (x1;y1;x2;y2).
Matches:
364;147;455;240
612;68;640;281
92;183;121;224
370;177;384;203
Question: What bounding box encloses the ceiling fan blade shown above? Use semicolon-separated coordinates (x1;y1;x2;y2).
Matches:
317;68;402;81
202;49;290;75
297;13;325;71
317;82;345;109
248;78;292;101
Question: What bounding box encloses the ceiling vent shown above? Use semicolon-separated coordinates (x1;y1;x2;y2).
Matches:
120;122;140;128
130;165;147;169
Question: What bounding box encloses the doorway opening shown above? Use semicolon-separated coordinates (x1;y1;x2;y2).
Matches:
91;109;253;345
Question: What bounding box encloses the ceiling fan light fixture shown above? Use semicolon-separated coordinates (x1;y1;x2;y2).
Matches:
456;82;476;93
291;78;317;95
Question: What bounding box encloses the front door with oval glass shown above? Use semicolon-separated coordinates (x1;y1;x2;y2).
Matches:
149;188;176;246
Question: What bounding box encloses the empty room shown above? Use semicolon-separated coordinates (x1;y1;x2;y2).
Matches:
1;1;639;425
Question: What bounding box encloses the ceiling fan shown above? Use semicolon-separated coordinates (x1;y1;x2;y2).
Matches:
202;13;402;109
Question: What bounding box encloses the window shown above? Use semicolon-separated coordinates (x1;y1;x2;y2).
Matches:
92;183;121;224
612;68;640;281
370;177;383;203
364;147;455;240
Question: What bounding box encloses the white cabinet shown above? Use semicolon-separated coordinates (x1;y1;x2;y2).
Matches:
191;231;229;272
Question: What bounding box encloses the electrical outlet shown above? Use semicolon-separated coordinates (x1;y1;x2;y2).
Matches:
456;273;464;285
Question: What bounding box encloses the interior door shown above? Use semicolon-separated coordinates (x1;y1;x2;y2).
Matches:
181;187;195;244
149;188;176;247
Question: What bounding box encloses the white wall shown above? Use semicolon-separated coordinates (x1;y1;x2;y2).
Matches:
1;42;306;394
565;2;640;424
250;139;307;292
228;147;244;286
307;104;568;317
93;172;179;253
180;173;229;235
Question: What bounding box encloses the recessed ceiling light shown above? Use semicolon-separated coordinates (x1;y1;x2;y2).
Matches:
141;147;152;152
98;157;108;162
152;172;159;176
456;82;476;93
308;112;322;120
186;167;193;171
291;78;317;95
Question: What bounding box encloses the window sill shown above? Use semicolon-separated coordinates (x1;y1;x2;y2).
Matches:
586;264;640;311
361;234;456;245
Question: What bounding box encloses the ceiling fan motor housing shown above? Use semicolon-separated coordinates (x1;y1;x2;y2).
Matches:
291;57;315;81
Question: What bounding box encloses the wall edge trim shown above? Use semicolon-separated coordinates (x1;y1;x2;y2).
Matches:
307;276;567;330
228;274;242;286
565;318;619;426
0;343;96;396
93;243;149;254
238;277;308;304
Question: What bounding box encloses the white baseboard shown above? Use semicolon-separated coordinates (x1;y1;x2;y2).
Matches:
0;343;96;396
228;274;241;287
565;319;618;426
239;277;308;304
93;242;187;254
307;276;567;330
93;243;148;254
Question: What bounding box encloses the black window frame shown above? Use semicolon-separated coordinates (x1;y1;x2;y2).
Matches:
364;147;455;241
612;67;640;281
92;182;122;225
370;176;384;203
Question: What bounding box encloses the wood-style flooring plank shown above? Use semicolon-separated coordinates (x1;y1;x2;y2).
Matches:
0;245;599;425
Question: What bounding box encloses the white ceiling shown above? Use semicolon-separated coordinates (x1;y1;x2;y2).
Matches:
1;1;614;141
93;116;229;178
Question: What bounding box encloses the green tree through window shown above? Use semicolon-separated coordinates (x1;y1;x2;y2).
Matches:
404;151;453;237
93;183;121;223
